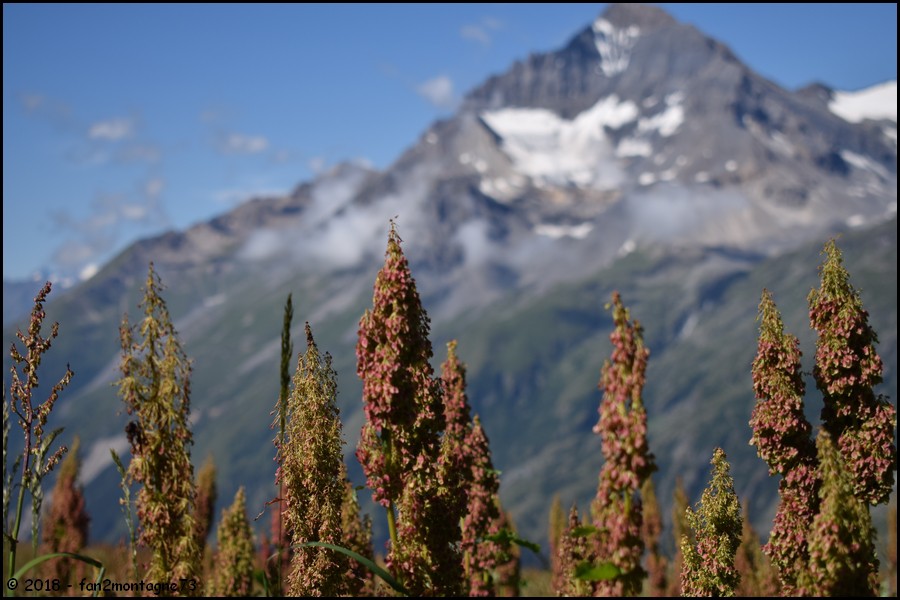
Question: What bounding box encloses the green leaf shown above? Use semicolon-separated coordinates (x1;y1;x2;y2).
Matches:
109;448;126;476
574;560;621;581
570;524;598;537
40;428;65;455
253;568;271;597
292;541;409;596
13;551;104;581
483;529;541;554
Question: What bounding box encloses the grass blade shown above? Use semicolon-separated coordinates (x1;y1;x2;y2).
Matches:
293;541;408;596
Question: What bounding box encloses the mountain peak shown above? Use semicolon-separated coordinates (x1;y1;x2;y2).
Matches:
461;2;716;116
601;3;677;31
584;3;678;80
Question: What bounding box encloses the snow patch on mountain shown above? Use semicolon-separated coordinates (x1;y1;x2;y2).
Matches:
841;150;891;179
458;152;489;173
534;222;594;239
592;18;640;77
883;126;897;144
846;214;866;228
203;293;227;308
637;92;685;137
481;95;639;190
616;137;653;157
82;434;129;485
479;175;527;202
829;80;897;123
639;172;657;186
618;238;636;256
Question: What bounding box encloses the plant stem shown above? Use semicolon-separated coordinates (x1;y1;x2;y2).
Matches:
6;472;28;597
384;430;399;552
386;501;398;552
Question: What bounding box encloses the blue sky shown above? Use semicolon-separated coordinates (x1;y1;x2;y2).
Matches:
3;3;897;283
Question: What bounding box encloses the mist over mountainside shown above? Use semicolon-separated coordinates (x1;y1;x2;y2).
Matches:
4;3;896;559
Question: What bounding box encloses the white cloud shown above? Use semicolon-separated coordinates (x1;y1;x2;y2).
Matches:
200;106;226;123
308;156;328;175
236;163;425;271
88;117;134;141
461;17;504;47
17;91;75;131
213;186;287;206
270;148;296;164
219;133;269;154
14;97;172;279
23;101;157;164
117;142;162;163
49;187;171;276
238;229;284;262
19;92;45;112
79;263;99;281
461;25;491;46
51;238;110;270
120;203;149;220
416;75;456;110
143;177;164;199
66;146;111;166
